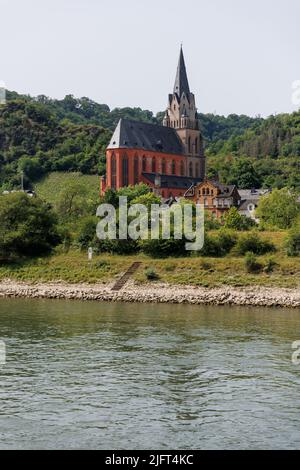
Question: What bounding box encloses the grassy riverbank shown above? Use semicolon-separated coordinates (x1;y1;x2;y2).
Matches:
0;232;299;288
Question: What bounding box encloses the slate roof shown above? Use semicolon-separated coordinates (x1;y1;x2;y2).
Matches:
142;172;202;190
184;179;239;198
173;47;191;98
208;180;237;198
107;118;184;155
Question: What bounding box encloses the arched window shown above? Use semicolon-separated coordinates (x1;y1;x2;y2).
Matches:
206;188;210;195
134;155;139;184
152;158;156;173
111;153;116;189
162;159;166;174
188;137;191;154
171;160;176;175
180;161;184;176
195;138;198;154
142;156;147;172
189;162;193;177
195;163;199;177
122;154;129;186
202;188;206;196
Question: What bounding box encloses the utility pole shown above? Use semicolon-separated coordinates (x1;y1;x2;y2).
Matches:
20;170;24;191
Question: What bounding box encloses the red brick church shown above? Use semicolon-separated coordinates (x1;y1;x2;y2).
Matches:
101;47;206;198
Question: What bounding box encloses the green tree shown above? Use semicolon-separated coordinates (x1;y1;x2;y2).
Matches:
256;188;300;229
0;193;61;258
224;207;256;230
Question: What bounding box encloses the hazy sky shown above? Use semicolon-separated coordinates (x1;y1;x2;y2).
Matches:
1;0;299;116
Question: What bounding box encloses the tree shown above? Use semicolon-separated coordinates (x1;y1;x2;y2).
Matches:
56;179;95;222
0;193;61;258
224;207;256;230
256;188;300;229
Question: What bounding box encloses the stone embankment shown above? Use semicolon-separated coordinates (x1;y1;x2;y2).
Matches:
0;280;300;308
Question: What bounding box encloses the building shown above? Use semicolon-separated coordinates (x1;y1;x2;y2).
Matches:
101;47;206;198
184;178;241;218
238;188;271;221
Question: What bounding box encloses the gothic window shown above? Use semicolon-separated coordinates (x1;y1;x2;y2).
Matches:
189;162;193;177
188;137;191;154
195;163;199;177
162;159;166;174
122;154;129;186
134;155;139;184
202;188;206;195
152;158;156;173
111;153;116;189
195;138;198;154
180;161;184;176
142;156;147;171
171;160;176;175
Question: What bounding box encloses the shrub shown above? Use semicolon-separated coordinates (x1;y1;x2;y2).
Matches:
95;238;138;255
199;230;237;257
244;252;263;273
145;268;159;280
264;258;278;273
139;236;186;258
224;207;256;231
285;230;300;257
235;233;276;256
76;216;97;250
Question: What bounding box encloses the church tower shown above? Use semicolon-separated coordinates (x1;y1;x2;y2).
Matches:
163;47;205;179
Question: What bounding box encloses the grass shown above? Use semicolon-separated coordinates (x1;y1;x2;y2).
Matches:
0;231;299;288
34;172;100;205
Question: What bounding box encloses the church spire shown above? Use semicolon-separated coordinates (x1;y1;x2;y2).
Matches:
173;46;190;98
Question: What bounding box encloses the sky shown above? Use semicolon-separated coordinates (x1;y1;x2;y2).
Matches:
0;0;299;117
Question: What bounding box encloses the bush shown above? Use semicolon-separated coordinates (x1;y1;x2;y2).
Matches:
285;230;300;257
199;230;237;257
95;238;138;255
139;236;186;258
244;252;263;273
235;233;276;256
0;192;61;258
145;268;160;281
224;207;256;231
264;258;278;273
76;216;97;250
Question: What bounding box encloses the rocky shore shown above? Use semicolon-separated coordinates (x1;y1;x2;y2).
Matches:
0;279;300;308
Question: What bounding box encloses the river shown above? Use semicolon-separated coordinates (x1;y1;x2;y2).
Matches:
0;298;299;449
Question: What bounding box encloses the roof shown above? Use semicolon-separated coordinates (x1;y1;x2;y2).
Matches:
183;180;238;198
142;172;202;190
173;46;191;99
107;118;184;155
239;199;259;211
238;189;270;200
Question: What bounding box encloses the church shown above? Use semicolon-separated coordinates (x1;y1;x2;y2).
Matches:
101;47;206;198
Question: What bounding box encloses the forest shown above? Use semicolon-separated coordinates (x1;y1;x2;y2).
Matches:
0;90;299;190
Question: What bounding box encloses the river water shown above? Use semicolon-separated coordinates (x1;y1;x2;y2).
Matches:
0;298;299;449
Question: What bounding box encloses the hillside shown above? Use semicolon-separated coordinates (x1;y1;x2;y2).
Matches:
1;90;300;191
207;111;300;189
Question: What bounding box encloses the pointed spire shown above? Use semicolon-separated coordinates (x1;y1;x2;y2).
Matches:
173;46;190;98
